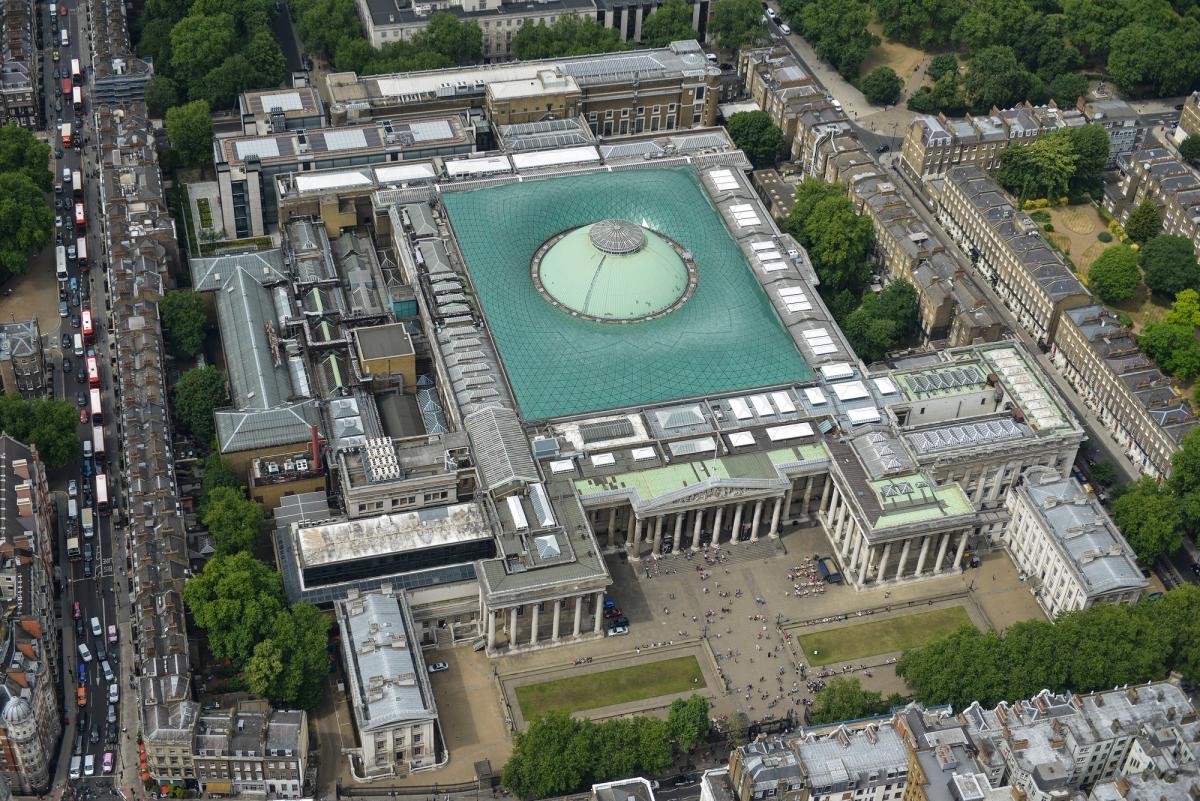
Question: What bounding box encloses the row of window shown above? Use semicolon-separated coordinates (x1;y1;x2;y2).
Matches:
355;488;450;515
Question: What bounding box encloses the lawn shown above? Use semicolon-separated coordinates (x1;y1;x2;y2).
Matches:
796;606;974;666
196;197;213;229
515;655;705;720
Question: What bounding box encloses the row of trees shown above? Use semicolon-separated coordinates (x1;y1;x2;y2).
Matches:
994;124;1109;203
1139;288;1200;383
502;697;710;800
0;125;54;281
897;585;1200;709
136;0;287;114
1089;235;1200;305
873;0;1200;101
807;677;907;725
726;111;787;169
778;0;878;79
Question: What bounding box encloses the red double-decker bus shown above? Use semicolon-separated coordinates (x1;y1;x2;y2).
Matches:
85;355;99;386
74;202;85;230
81;308;93;341
60;77;71;97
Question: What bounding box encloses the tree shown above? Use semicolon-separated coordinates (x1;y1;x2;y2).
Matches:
418;12;483;65
1111;477;1183;562
1087;245;1141;302
242;29;288;88
502;712;596;800
200;452;243;511
173;365;227;446
782;180;875;299
926;54;958;81
246;603;330;708
0;172;53;281
796;0;878;79
511;16;627;59
843;306;897;363
0;124;53;191
870;0;964;48
871;279;920;340
1141;235;1200;297
1106;23;1166;97
1067;124;1109;194
907;70;968;115
808;678;896;724
1125;199;1162;245
784;179;845;245
859;66;902;105
1180;135;1200;165
166;100;214;167
144;75;180;117
1139;321;1200;381
202;486;264;555
183;551;286;664
0;396;82;468
995;130;1078;201
667;695;710;752
169;13;239;94
1165;289;1200;327
963;45;1037;113
640;0;696;46
160;290;209;358
1047;72;1089;108
726;111;786;168
709;0;766;49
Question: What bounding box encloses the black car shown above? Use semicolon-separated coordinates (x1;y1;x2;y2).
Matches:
105;721;118;746
82;543;92;561
1191;562;1200;575
82;484;92;506
89;725;99;744
607;615;629;629
70;314;79;329
62;357;72;373
61;333;71;348
82;560;92;578
76;391;86;407
76;368;85;383
876;143;890;153
74;616;84;637
78;710;88;731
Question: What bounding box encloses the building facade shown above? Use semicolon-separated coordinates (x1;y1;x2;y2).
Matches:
938;166;1092;345
1003;466;1146;617
1051;304;1196;478
0;0;36;129
0;321;44;397
1105;148;1200;254
192;701;308;798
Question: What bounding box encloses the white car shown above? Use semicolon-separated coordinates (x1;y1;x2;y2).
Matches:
607;625;629;636
108;683;118;704
428;662;449;673
765;6;776;16
90;616;101;637
68;479;77;498
778;22;791;34
78;643;92;662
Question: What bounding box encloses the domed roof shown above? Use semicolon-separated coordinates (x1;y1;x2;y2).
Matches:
2;697;31;725
535;220;693;322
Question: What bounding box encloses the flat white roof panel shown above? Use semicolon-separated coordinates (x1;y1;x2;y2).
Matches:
820;363;854;380
765;422;814;441
374;163;437;183
506;494;529;530
549;459;575;474
873;376;899;395
729;397;753;420
631;446;657;461
294;171;373;193
846;407;882;424
590;452;616;467
729;431;755;446
750;395;774;416
771;391;796;413
511;146;600;169
445;155;512;176
804;387;827;405
831;381;869;401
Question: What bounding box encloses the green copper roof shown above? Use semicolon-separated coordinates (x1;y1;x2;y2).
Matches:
441;168;812;421
537;222;690;321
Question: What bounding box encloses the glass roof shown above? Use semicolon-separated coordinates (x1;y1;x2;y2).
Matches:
441;167;812;420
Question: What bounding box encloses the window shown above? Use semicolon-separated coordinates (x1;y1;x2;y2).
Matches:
695;86;705;100
605;109;614;119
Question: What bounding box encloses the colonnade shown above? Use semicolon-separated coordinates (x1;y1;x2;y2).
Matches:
484;591;606;651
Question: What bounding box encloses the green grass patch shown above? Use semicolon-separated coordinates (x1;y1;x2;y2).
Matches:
167;185;199;257
797;607;974;666
196;197;213;229
210;236;274;253
515;655;705;720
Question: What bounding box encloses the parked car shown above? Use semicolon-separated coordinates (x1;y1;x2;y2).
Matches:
876;144;890;153
778;22;791;33
603;606;622;619
78;643;92;663
61;333;71;348
428;662;449;673
68;479;77;498
607;625;629;636
77;663;86;683
72;601;81;620
89;726;100;744
102;752;113;774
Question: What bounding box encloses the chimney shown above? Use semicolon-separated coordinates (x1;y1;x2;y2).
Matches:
12;459;28;480
310;425;321;471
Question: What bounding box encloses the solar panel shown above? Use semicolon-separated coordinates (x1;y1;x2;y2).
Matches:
322;128;369;151
580;419;635;442
408;120;455;142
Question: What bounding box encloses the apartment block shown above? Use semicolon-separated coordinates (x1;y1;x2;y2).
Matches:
0;320;44;397
0;0;36;128
1178;91;1200;140
1076;98;1147;169
1051;304;1196;478
901;103;1085;181
1105;148;1200;253
193;701;307;798
938;166;1091;344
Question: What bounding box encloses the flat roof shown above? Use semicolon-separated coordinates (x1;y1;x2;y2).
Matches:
355;323;414;360
870;473;973;530
295;502;492;569
440;167;812;420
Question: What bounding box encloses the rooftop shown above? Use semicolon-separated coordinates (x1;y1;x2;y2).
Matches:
440;167;812;420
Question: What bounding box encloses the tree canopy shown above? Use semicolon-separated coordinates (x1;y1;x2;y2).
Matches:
808;677;907;725
859;66;902;105
842;281;920;363
1140;235;1200;298
245;602;331;708
1125;199;1162;245
926;54;958;81
781;0;878;79
995;129;1077;201
782;179;875;304
1086;245;1141;303
1181;135;1200;165
0;172;54;281
144;75;180;117
1111;476;1183;563
202;486;264;555
640;0;696;46
160;290;209;358
0;125;53;192
166;100;214;167
173;365;227;446
512;15;627;59
1140;320;1200;381
0;395;82;468
963;46;1040;114
708;0;767;50
183;551;286;664
897;585;1200;709
667;694;710;752
726;111;786;169
200;452;243;512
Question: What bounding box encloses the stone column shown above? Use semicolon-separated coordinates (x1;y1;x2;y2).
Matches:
972;467;987;505
819;476;833;514
573;596;583;637
529;604;540;646
914;535;931;576
712;506;725;546
876;543;892;584
691;508;703;550
953;531;969;571
593;592;604;633
509;607;519;647
855;541;871;589
933;533;951;574
606;508;617;549
750;500;764;542
800;475;815;517
847;530;864;573
672;513;684;554
487;610;496;650
768;496;783;537
551;600;561;642
894;539;912;582
629;517;643;560
987;464;1008;502
781;485;794;524
731;503;745;543
652;515;665;557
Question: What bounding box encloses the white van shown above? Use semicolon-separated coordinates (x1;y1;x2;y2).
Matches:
60;29;68;47
68;498;77;519
73;333;83;356
108;683;118;703
69;756;81;780
81;507;93;538
78;642;92;662
62;167;71;185
83;754;94;776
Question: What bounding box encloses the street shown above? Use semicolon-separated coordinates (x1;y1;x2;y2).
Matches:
35;0;131;793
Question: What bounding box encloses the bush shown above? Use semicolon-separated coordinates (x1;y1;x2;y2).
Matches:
1088;245;1142;303
859;66;902;105
1043;223;1055;232
1029;210;1051;223
1098;231;1113;242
